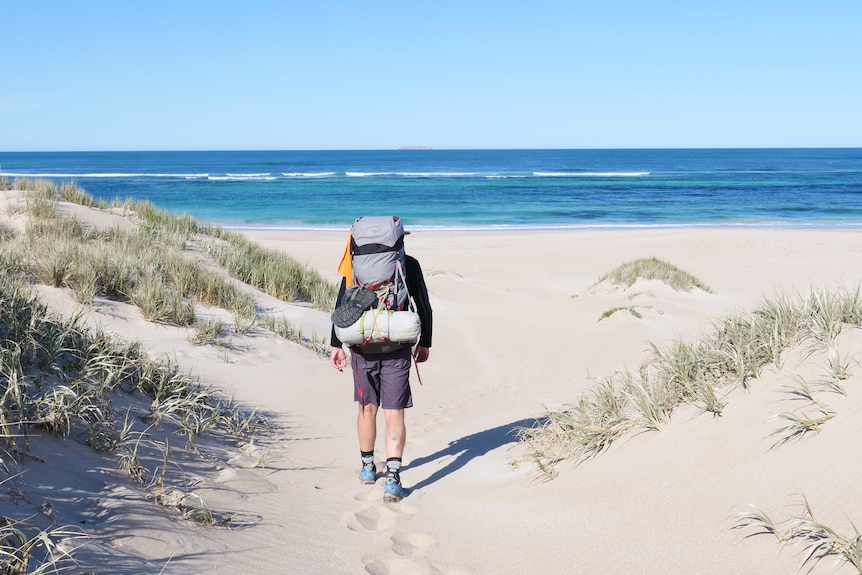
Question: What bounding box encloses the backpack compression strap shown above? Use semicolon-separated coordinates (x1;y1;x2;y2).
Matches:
350;235;405;255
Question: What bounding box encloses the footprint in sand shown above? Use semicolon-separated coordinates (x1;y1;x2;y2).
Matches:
347;500;416;532
363;557;429;575
347;494;473;575
364;554;477;575
349;506;391;532
390;531;434;557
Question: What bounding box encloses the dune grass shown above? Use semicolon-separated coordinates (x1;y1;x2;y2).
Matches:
0;516;87;575
733;495;862;574
190;318;230;346
0;178;338;369
59;180;105;209
519;284;862;476
597;305;644;321
594;257;709;321
259;313;328;356
199;229;336;307
1;179;337;323
0;271;273;570
526;280;862;570
0;178;319;570
591;256;713;292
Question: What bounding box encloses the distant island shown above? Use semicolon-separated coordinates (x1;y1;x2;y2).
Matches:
399;146;433;150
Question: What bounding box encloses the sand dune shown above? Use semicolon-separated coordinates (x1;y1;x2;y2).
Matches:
3;191;862;574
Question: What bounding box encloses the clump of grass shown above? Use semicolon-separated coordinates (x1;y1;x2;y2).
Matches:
59;180;105;209
199;230;337;309
781;372;821;405
190;318;230;346
823;344;853;386
0;222;16;243
733;495;862;574
793;518;862;573
732;504;789;544
597;306;643;321
68;262;100;304
233;307;257;334
9;181;338;332
751;291;799;369
0;516;87;575
769;409;836;445
620;369;673;431
517;379;633;475
127;270;195;325
12;178;59;220
0;274;272;537
591;256;713;292
260;313;328;356
520;284;862;476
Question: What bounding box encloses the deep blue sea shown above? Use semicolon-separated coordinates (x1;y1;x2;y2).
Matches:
2;149;862;230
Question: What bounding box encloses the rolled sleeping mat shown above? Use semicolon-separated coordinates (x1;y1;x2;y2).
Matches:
334;309;421;345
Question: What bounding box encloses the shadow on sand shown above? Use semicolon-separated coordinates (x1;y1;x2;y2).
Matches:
406;419;531;491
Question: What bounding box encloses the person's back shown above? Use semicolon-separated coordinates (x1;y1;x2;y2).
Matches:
329;216;432;502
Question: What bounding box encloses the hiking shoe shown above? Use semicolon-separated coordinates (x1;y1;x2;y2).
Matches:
359;463;377;484
332;286;377;328
383;477;408;503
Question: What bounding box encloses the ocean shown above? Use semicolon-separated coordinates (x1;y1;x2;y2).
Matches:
1;149;861;230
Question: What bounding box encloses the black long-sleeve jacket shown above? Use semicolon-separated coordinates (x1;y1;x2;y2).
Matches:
330;255;433;349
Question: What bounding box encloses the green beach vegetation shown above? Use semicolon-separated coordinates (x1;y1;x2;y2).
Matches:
522;268;862;475
591;256;713;293
0;178;339;571
594;257;709;321
1;178;337;343
733;495;862;574
0;272;270;571
524;261;862;572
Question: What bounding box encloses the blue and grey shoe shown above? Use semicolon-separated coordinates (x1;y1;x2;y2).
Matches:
359;463;376;484
383;476;408;503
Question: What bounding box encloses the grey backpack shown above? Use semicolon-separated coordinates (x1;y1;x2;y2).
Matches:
350;216;411;311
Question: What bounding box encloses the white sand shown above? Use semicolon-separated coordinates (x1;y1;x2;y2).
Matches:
4;192;862;574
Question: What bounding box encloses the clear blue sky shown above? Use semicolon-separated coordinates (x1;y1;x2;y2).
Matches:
3;1;860;151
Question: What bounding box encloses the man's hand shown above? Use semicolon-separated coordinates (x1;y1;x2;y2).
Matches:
413;346;430;363
330;347;347;371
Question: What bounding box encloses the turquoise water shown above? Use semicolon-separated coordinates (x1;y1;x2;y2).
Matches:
2;149;862;230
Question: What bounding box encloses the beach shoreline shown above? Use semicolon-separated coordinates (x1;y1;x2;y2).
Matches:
5;147;862;230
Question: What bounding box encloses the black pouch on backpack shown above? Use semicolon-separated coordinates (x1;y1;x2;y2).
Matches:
331;286;377;328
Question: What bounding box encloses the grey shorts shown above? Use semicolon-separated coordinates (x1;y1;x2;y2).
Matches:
350;346;413;409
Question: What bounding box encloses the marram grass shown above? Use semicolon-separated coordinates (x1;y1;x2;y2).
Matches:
733;495;862;574
0;180;322;548
2;180;337;332
0;272;275;571
520;284;862;476
591;256;713;293
0;178;336;372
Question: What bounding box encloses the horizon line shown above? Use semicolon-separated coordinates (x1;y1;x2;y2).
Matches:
2;145;861;154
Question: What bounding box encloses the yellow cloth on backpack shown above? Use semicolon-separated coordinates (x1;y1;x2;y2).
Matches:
337;229;354;286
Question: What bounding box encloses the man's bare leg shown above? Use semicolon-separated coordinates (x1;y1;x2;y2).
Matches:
357;403;378;451
383;408;406;458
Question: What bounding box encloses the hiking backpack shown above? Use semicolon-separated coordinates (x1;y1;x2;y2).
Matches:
350;216;411;311
332;215;421;347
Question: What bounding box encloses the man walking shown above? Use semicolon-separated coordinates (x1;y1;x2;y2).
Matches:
330;216;432;503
